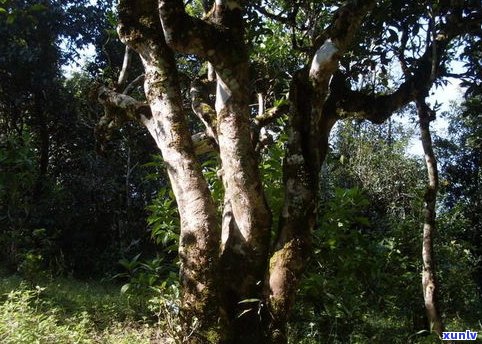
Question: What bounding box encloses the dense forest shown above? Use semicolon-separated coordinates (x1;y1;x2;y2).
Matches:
0;0;481;343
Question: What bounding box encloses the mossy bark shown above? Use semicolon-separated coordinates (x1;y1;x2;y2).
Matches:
417;98;445;338
117;1;221;341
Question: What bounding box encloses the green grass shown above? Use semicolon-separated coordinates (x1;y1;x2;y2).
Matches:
0;274;170;344
288;303;482;344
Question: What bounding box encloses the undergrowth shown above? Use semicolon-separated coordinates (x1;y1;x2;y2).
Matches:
1;272;480;343
0;274;169;344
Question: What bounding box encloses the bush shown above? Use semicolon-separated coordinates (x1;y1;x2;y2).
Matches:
0;285;91;343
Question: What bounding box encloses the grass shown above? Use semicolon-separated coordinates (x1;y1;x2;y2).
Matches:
287;296;482;344
289;313;482;344
0;271;480;344
0;274;169;344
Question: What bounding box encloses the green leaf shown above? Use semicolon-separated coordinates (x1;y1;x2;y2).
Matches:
237;308;253;318
29;4;47;12
6;13;15;24
120;284;130;294
238;298;261;304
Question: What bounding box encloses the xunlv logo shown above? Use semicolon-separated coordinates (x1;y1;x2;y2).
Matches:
442;330;478;341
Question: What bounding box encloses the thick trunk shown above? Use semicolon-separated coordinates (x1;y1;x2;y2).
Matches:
265;2;376;336
417;98;445;338
142;62;221;342
214;53;272;344
158;2;273;340
266;72;338;342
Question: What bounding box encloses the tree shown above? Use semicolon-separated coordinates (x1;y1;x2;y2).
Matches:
416;98;445;337
0;0;159;276
96;1;481;342
399;12;446;331
0;0;111;271
437;95;482;288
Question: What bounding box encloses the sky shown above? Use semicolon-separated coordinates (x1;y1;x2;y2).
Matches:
406;59;465;157
61;43;96;78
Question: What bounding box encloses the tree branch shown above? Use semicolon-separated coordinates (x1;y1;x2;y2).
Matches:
117;45;132;89
190;78;218;143
253;5;290;24
158;0;247;92
309;0;376;84
123;73;144;95
97;85;151;124
97;85;217;155
158;1;242;60
191;131;218;155
252;100;290;152
329;9;481;124
254;101;290;129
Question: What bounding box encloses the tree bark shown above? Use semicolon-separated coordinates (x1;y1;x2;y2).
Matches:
417;97;445;338
266;3;376;341
117;2;221;342
159;2;273;341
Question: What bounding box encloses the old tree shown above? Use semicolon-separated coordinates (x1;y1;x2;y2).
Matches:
96;0;480;342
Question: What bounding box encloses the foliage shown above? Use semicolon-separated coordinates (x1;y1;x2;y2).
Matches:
146;182;180;253
147;282;186;343
0;0;149;276
0;275;164;344
289;120;482;343
201;155;225;209
1;67;163;276
260;116;287;233
0;132;61;275
0;286;92;344
0;273;478;344
437;95;482;287
436;208;482;322
116;253;178;297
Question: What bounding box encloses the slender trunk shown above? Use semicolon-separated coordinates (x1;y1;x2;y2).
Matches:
117;2;221;341
33;96;49;200
417;98;445;338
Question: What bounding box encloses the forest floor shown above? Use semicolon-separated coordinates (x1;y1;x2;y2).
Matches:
0;273;168;344
0;272;480;343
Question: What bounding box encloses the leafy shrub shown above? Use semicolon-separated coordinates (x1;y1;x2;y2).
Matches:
0;285;91;343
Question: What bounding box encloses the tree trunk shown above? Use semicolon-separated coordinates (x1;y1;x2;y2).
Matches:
159;2;273;342
417;97;445;338
116;2;221;342
32;93;50;200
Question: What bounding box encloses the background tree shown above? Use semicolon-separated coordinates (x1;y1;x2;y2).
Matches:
0;0;164;276
437;95;482;287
